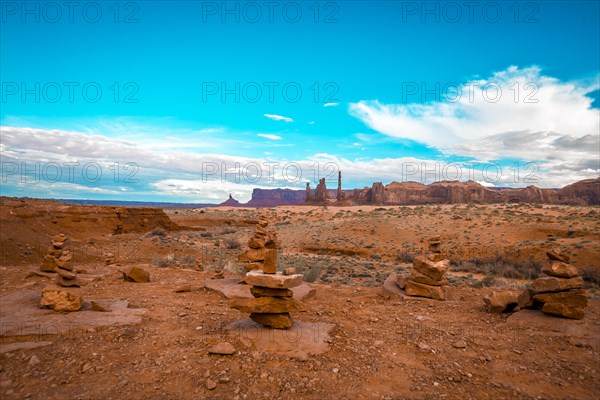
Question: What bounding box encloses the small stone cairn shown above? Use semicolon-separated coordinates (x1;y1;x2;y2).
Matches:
530;248;588;319
398;236;449;300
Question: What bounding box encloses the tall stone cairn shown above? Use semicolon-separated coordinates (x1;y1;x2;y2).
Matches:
237;220;278;272
399;236;449;300
232;222;304;328
39;234;83;311
530;248;587;319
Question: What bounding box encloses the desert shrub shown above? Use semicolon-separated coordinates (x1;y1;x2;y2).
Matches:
581;267;600;287
223;238;241;249
370;253;382;260
145;227;166;238
179;254;196;267
396;251;414;263
451;255;541;280
199;232;214;238
153;253;176;268
220;227;237;235
295;260;322;283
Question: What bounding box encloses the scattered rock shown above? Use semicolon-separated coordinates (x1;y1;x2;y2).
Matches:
542;260;579;279
122;266;150;283
175;284;192;293
40;285;83;312
28;355;40;366
206;379;217;390
452;340;467;349
208;342;236;355
483;289;522;313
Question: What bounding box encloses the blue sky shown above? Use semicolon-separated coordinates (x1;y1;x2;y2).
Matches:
1;0;599;202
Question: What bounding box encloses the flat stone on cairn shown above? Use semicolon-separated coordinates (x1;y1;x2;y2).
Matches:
231;271;305;329
530;248;587;319
402;236;449;300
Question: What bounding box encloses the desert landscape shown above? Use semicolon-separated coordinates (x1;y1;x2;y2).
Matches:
1;190;599;400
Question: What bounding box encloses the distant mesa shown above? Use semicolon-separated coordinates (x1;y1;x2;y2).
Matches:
243;175;600;207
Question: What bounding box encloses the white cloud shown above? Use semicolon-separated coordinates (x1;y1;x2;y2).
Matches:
324;102;339;107
349;66;599;161
258;133;282;140
263;114;293;123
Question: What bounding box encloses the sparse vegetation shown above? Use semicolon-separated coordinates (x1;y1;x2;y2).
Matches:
223;237;241;249
451;254;541;280
145;226;166;237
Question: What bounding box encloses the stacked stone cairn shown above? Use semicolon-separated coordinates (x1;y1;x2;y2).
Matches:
231;220;305;329
230;270;305;328
530;248;588;319
398;236;449;300
238;220;278;272
40;234;81;287
39;234;83;311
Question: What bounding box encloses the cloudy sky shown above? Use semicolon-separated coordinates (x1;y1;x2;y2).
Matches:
1;1;599;203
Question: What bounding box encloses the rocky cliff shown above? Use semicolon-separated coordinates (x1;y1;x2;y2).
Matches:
238;178;600;207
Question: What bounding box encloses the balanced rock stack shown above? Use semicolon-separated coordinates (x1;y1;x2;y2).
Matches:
40;234;73;273
238;220;278;272
39;234;83;311
230;269;305;329
398;236;449;300
530;248;588;319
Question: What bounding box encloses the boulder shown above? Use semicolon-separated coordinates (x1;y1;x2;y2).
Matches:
40;285;83;312
405;281;445;300
483;289;522;313
175;284;192;293
412;257;449;281
533;290;588;309
245;271;303;289
541;303;585;320
249;313;293;329
230;297;305;314
542;260;579;278
123;266;150;283
532;277;584;293
396;273;409;290
250;286;293;298
380;272;404;300
55;252;73;270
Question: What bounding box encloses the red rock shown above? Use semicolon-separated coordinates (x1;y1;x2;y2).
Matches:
542;260;579;278
40;255;57;272
238;248;266;263
532;277;584;293
409;271;448;286
546;248;570;263
250;286;293;298
230;297;305;314
405;281;445;300
380;272;404;300
533;290;588;308
396;274;409;289
249;313;294;329
483;289;522;313
208;342;236;355
283;267;296;275
263;249;277;274
541;303;585;319
123;266;150;283
248;237;265;249
245;271;303;289
412;257;449;281
40;285;82;312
